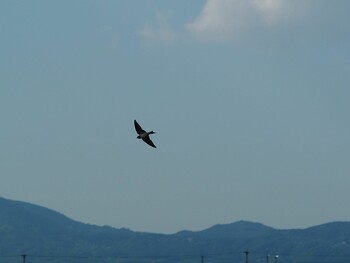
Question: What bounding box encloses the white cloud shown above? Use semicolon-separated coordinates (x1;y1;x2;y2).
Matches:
186;0;307;42
139;11;176;45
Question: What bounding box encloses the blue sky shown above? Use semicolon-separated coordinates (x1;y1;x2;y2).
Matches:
1;0;350;234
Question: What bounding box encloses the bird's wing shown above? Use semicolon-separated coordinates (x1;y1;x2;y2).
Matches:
134;120;146;135
142;136;157;148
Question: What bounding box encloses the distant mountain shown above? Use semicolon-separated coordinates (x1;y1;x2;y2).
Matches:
0;197;138;258
1;197;350;263
177;220;275;239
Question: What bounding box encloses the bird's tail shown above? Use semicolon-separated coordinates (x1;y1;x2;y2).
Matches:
150;131;156;134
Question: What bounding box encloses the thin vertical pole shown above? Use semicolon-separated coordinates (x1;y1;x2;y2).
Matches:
21;254;26;263
244;251;249;263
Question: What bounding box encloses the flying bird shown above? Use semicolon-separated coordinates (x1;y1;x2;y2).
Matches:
134;120;157;148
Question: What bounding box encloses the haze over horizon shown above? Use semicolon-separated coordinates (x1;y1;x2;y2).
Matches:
1;0;350;234
0;196;345;234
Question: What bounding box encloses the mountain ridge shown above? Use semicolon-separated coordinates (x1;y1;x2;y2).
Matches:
1;197;350;263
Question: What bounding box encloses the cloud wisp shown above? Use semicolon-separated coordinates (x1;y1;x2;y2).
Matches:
186;0;307;42
139;11;177;45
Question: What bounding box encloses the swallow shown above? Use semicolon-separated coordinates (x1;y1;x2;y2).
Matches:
134;120;157;148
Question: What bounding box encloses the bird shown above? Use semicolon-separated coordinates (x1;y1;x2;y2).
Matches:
134;120;157;148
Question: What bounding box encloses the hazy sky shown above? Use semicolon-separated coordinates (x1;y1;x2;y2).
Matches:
1;0;350;234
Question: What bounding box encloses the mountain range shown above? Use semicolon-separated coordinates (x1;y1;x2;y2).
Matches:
1;197;350;263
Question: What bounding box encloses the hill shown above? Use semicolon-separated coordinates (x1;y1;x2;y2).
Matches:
1;197;350;263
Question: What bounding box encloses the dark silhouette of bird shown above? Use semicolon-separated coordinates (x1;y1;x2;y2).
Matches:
134;120;157;148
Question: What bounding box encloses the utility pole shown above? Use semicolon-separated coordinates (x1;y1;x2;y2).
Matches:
201;255;204;263
21;254;26;263
244;251;249;263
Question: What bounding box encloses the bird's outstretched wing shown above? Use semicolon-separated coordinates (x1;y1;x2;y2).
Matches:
134;120;145;135
142;136;157;148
